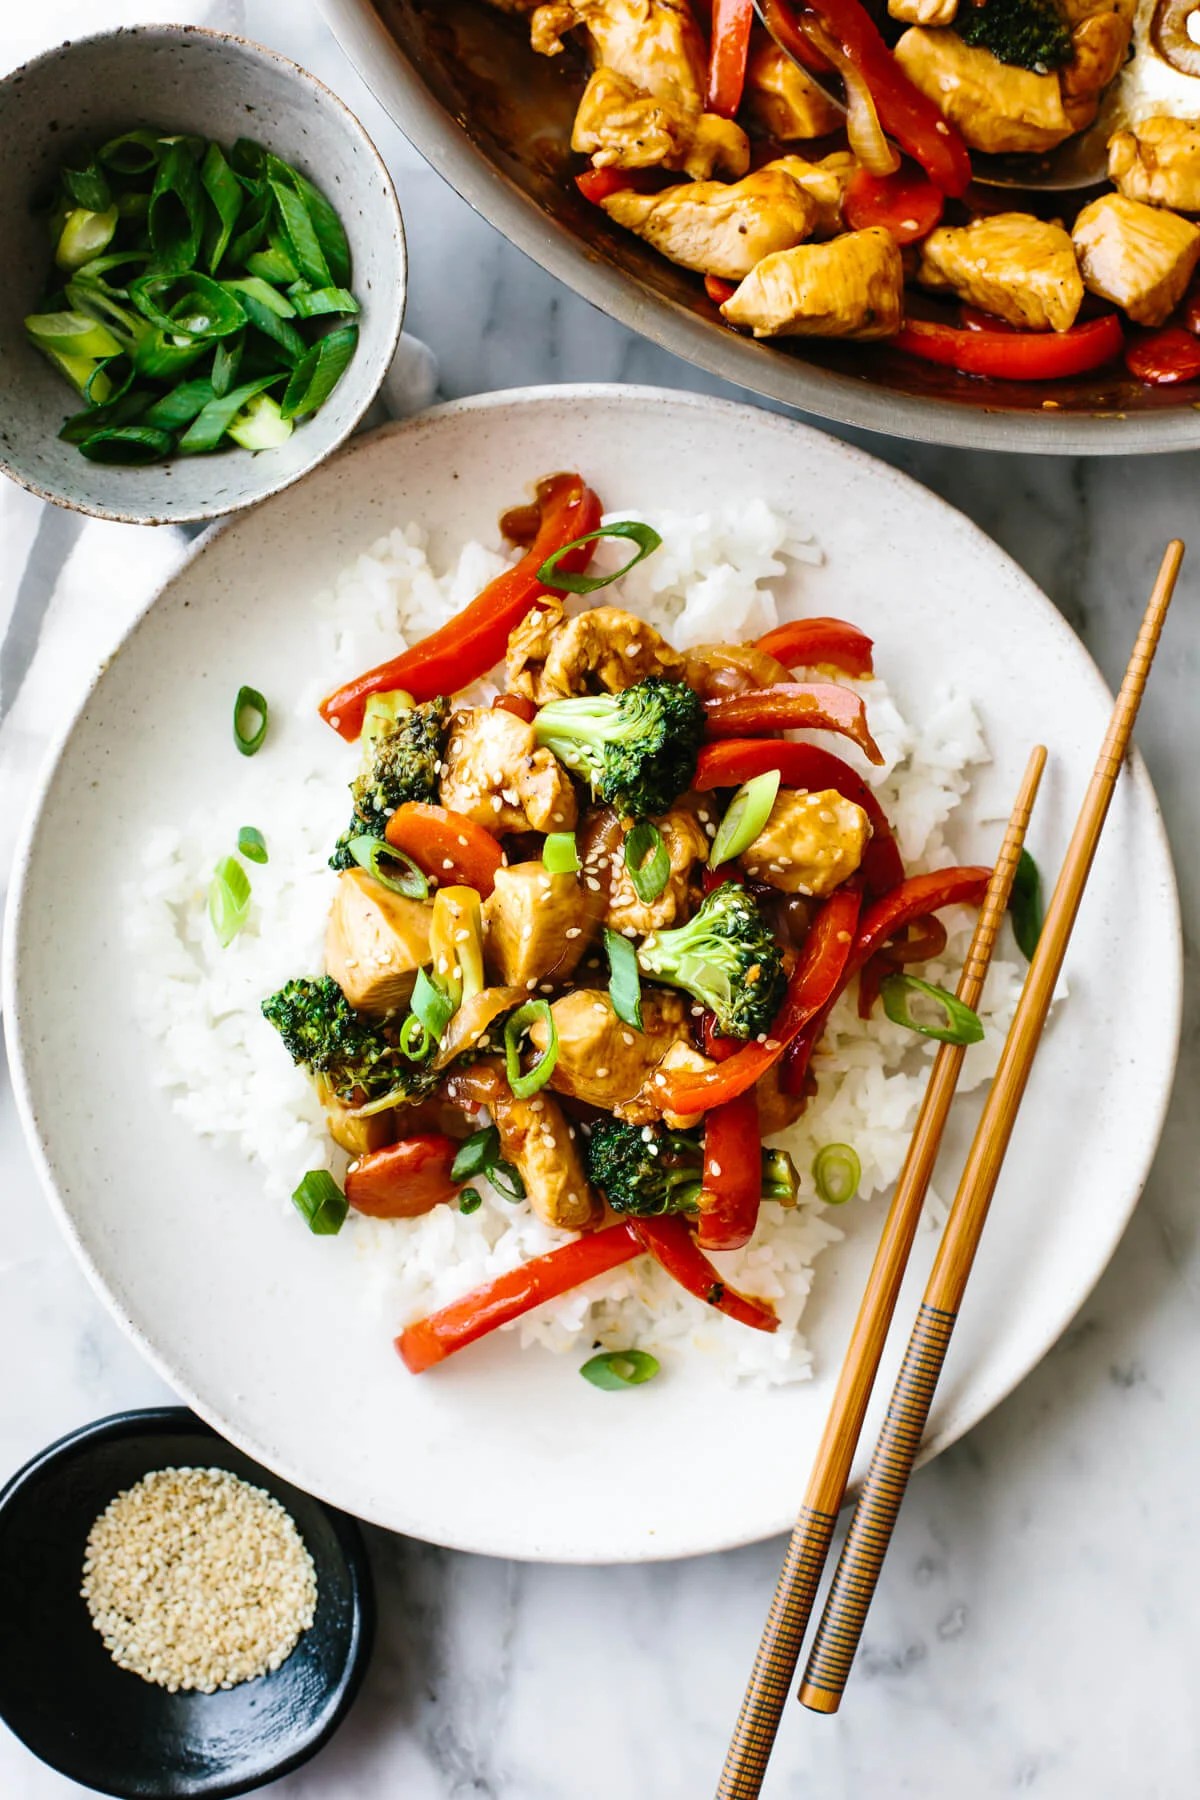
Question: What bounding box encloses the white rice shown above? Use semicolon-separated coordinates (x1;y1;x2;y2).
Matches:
125;502;1024;1387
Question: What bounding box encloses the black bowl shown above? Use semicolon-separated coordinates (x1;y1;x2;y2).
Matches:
0;1407;374;1798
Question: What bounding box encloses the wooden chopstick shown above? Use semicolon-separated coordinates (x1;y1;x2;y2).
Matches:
715;747;1045;1800
798;539;1184;1717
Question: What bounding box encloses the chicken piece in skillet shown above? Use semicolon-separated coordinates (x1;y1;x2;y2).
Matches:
572;66;749;180
483;862;606;988
606;804;711;934
324;869;433;1015
720;228;904;339
763;153;859;240
439;705;578;834
888;0;959;22
742;40;842;140
1072;192;1200;325
1109;117;1200;215
738;788;871;897
894;29;1073;153
490;1080;601;1230
506;599;685;701
527;989;692;1107
599;168;818;280
529;0;707;108
917;213;1084;331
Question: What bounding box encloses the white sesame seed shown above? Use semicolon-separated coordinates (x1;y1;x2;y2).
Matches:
709;1159;722;1176
565;927;582;939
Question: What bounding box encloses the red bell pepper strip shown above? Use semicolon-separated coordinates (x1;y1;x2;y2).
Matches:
704;682;884;765
385;802;505;897
346;1134;461;1219
895;314;1124;382
754;617;875;678
695;738;903;896
632;1217;778;1332
397;1221;642;1372
655;884;863;1114
697;1090;764;1251
705;274;738;307
320;472;603;738
708;0;755;116
1183;277;1200;336
761;0;973;198
843;162;944;244
576;167;638;205
1125;326;1200;387
779;864;991;1092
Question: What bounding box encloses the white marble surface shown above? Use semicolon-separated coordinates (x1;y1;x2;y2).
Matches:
2;4;1199;1797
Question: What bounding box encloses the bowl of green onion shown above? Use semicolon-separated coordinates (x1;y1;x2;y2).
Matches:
0;24;406;523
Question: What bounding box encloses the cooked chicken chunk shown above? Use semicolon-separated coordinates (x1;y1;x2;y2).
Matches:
490;1083;600;1230
317;1077;397;1157
324;869;432;1015
483;861;605;988
506;599;685;701
606;805;711;934
439;705;577;834
739;788;870;897
1109;117;1200;214
918;213;1084;332
743;40;842;141
721;229;904;340
1072;192;1200;325
530;0;707;109
894;29;1073;154
765;153;858;240
888;0;958;21
572;66;749;180
618;1039;716;1129
528;988;691;1107
601;169;817;280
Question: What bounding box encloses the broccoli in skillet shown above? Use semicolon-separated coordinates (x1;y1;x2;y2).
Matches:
585;1118;798;1217
262;974;434;1105
636;881;786;1041
329;692;448;870
956;0;1072;73
532;675;704;818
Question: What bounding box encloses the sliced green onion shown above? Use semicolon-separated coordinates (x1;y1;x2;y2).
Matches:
148;140;205;275
55;205;119;271
458;1187;483;1215
129;272;247;340
398;1014;432;1061
34;346;109;402
279;161;352;288
97;129;165;175
211;331;243;398
812;1143;861;1207
226;286;307;363
709;770;780;869
130;328;208;383
291;1169;347;1235
580;1349;660;1390
268;173;333;288
604;925;643;1031
237;825;268;864
221;273;297;320
542;831;580;875
24;310;123;360
200;141;244;273
880;973;984;1046
247;245;299;286
61;159;112;213
624;820;670;905
140;377;217;433
208;854;251;947
348;834;428;900
504;1000;558;1099
59;389;149;444
451;1125;502;1183
280;323;357;419
227;391;293;451
290;285;360;318
1009;848;1043;962
178;373;283;454
536;521;662;595
411;967;456;1041
233;684;268;756
78;425;172;465
488;1160;526;1202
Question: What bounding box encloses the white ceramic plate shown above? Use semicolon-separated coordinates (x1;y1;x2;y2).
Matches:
3;388;1181;1563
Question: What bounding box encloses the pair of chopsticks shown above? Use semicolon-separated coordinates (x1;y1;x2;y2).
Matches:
717;540;1183;1798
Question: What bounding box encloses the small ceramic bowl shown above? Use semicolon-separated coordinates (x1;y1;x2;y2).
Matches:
0;1407;374;1798
0;25;406;524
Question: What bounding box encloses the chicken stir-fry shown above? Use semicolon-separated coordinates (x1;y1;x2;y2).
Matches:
485;0;1200;385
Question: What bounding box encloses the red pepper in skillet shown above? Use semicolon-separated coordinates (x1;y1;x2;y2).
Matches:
708;0;756;116
894;314;1124;381
842;161;945;244
704;681;884;764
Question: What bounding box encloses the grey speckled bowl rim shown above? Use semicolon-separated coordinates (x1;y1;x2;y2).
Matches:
0;23;407;526
318;0;1200;457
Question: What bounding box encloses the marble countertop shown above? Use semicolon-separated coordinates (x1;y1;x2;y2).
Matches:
2;4;1198;1796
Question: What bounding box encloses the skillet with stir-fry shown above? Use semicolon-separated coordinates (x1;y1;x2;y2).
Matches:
263;470;994;1373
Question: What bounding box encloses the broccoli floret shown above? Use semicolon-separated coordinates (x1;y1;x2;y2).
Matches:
956;0;1071;72
329;694;448;871
532;676;704;818
636;881;786;1041
262;975;434;1105
585;1119;799;1216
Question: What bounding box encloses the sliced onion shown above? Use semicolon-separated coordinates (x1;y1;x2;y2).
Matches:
433;986;526;1070
803;18;899;178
